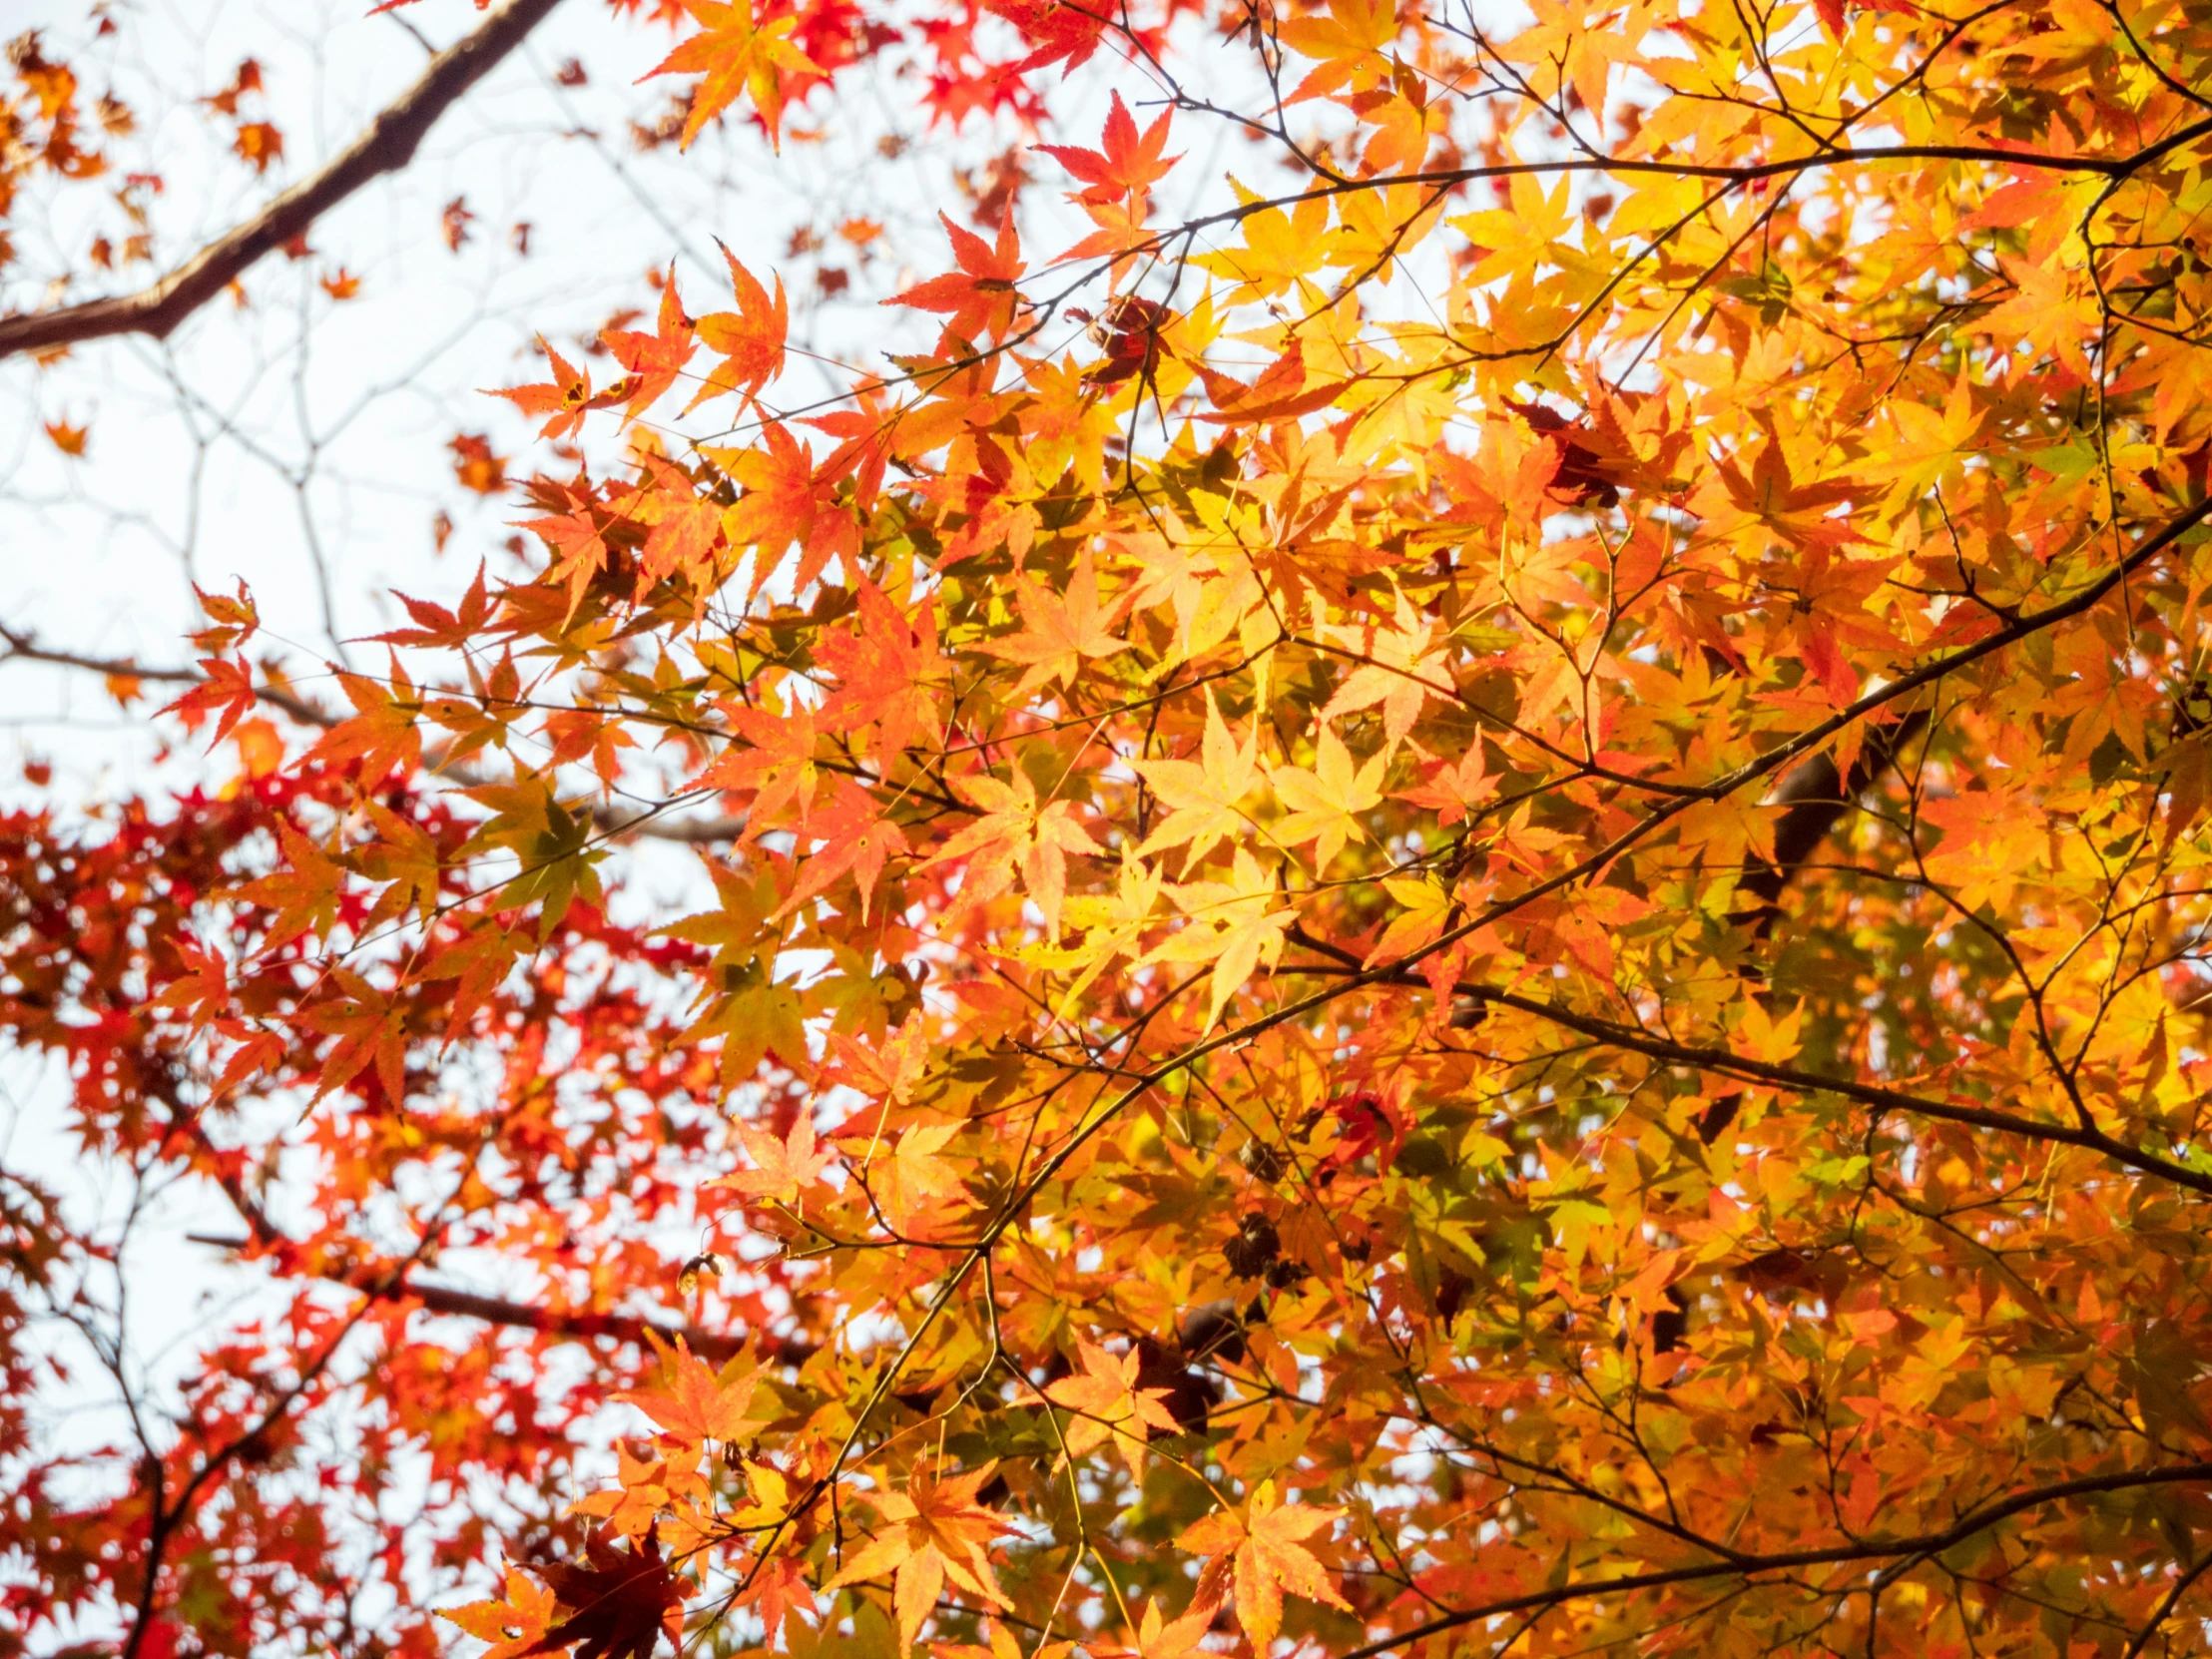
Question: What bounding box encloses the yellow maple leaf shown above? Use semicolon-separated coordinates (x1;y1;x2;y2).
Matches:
1134;690;1262;870
1270;725;1387;870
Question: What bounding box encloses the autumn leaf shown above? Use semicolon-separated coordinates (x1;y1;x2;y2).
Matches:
1176;1479;1349;1647
647;0;823;151
615;1341;759;1448
601;272;696;425
491;337;600;441
1044;1340;1182;1478
442;1567;560;1659
828;1463;1013;1650
520;1528;689;1659
1133;690;1261;870
889;211;1024;343
978;0;1109;75
975;550;1131;697
715;1111;835;1204
1270;725;1387;870
690;242;787;410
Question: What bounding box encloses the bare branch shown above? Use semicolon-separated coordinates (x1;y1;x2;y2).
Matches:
0;0;567;361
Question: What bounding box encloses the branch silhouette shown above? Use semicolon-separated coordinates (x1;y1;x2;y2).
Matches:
0;0;566;361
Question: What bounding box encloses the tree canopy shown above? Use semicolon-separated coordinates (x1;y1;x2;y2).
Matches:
10;0;2212;1655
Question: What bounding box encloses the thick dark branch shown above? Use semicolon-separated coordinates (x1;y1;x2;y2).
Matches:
0;626;334;728
347;1271;817;1368
1731;709;1931;929
186;1232;815;1367
1333;1460;2212;1659
1291;932;2212;1197
0;627;744;842
0;0;565;361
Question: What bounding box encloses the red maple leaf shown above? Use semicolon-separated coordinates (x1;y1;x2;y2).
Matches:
979;0;1110;76
1038;90;1178;206
520;1528;689;1659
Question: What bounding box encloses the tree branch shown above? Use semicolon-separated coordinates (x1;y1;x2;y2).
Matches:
1332;1460;2212;1659
0;0;567;361
0;626;744;842
186;1233;816;1367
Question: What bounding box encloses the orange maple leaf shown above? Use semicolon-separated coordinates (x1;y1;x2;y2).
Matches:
490;337;598;441
601;272;696;424
714;1112;835;1205
975;550;1130;698
615;1341;759;1448
1177;1479;1350;1647
1044;1340;1182;1478
161;656;260;746
1038;90;1179;206
690;242;787;411
441;1567;559;1659
647;0;823;152
890;212;1025;344
828;1463;1013;1650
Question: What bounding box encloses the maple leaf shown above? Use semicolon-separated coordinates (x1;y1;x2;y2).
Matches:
1040;90;1179;264
828;1463;1013;1650
297;964;413;1105
689;242;787;411
615;1341;759;1448
815;580;942;774
925;767;1103;937
1106;1596;1217;1659
976;551;1131;698
520;1528;689;1659
161;656;259;746
490;338;598;441
715;1112;835;1204
648;0;824;152
776;774;906;921
871;1117;967;1230
978;0;1109;74
231;820;345;952
600;272;695;424
1133;690;1262;870
890;211;1025;344
1318;592;1453;746
1270;725;1387;870
443;1567;560;1659
1145;845;1294;1031
373;562;491;650
1176;1480;1349;1648
1044;1340;1182;1478
304;660;423;783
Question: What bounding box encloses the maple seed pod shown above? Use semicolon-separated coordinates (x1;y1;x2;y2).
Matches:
677;1251;723;1297
1434;1266;1472;1323
1178;1300;1247;1365
1223;1212;1281;1280
1240;1139;1287;1183
1134;1336;1220;1433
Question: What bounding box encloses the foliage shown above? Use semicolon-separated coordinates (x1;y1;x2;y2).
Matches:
13;0;2212;1656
